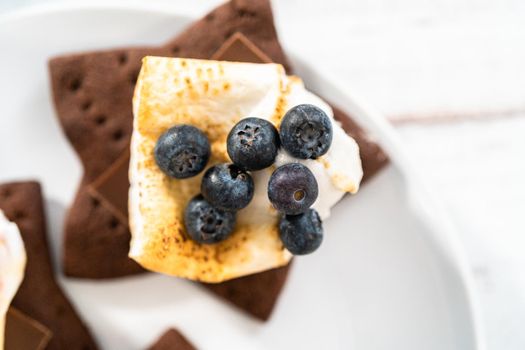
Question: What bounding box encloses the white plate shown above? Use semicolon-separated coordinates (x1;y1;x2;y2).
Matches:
0;3;484;350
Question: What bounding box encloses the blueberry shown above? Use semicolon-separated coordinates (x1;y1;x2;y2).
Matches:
201;163;254;211
184;195;236;244
279;209;323;255
280;104;333;159
268;163;318;215
227;117;280;171
154;125;210;179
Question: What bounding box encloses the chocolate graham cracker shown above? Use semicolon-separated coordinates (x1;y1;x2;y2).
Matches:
49;0;387;320
5;308;52;350
147;329;196;350
89;150;131;226
0;182;98;349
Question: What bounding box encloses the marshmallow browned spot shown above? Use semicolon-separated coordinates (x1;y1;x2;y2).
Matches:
0;181;98;350
147;329;196;350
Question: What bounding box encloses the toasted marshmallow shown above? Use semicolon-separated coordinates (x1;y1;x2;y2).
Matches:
129;57;362;283
0;210;26;348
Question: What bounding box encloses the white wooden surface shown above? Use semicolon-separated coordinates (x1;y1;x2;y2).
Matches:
1;0;524;349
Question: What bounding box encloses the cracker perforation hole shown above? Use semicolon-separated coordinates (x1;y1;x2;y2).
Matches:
238;9;256;18
118;53;128;65
81;101;92;111
109;218;119;229
171;46;180;55
1;188;12;199
91;197;100;208
13;210;25;220
205;13;215;21
113;129;124;141
94;115;107;126
69;78;82;92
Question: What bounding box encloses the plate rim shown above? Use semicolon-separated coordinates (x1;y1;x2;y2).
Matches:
0;2;485;349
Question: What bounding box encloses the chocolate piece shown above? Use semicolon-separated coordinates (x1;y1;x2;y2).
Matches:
5;308;52;350
0;181;98;349
89;150;130;224
211;32;272;63
147;329;196;350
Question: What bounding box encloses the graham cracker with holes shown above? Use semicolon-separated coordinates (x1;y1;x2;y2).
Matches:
0;181;98;349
